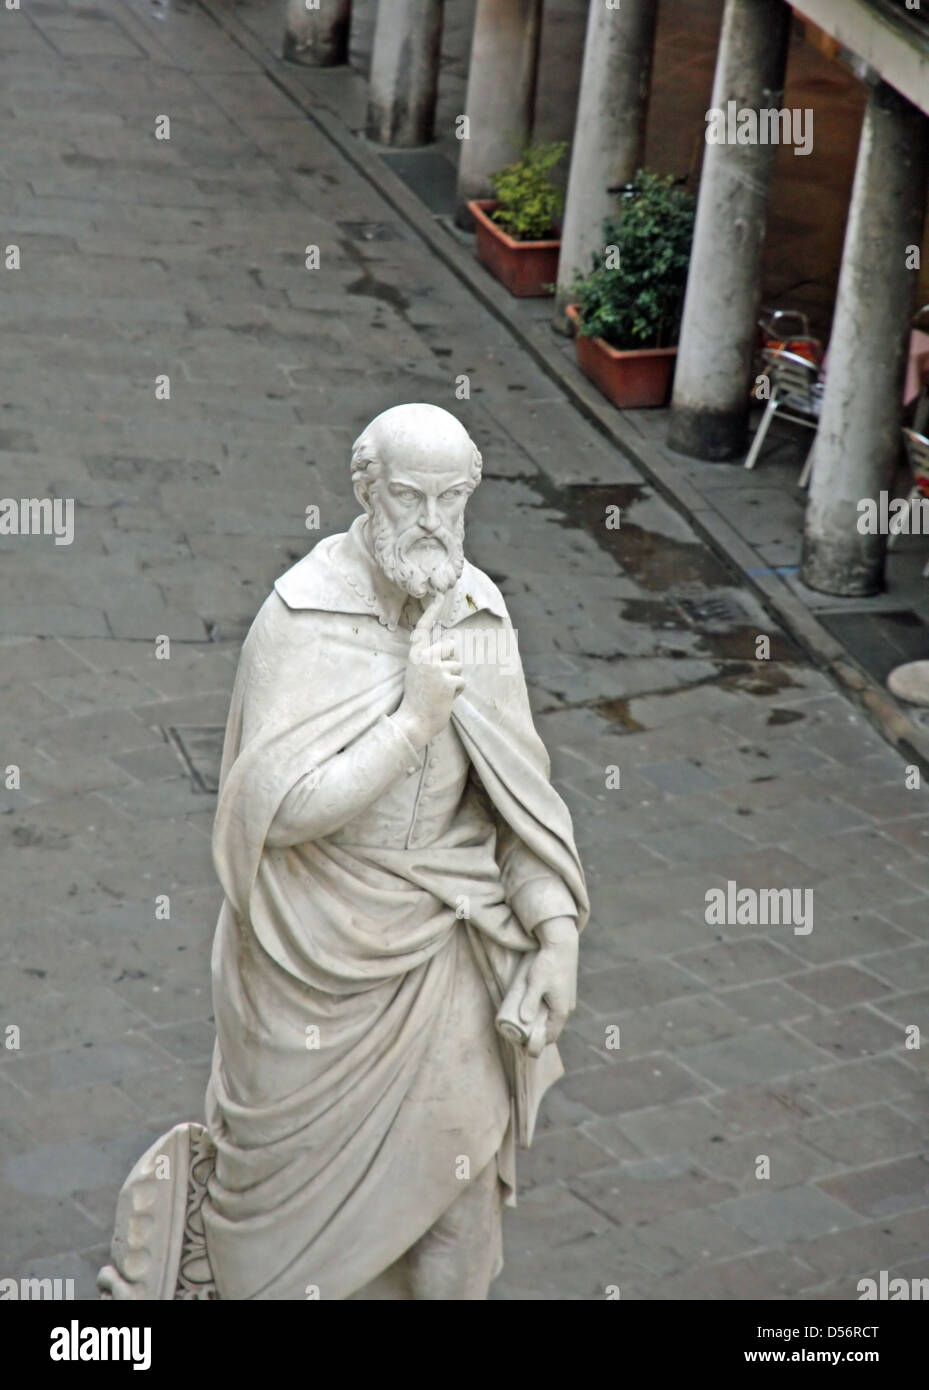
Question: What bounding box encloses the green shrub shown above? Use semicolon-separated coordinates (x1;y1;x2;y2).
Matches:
489;141;567;243
572;170;696;350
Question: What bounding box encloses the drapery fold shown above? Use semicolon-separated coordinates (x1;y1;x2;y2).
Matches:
202;530;588;1299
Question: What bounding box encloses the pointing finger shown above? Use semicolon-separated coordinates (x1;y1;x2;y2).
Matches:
413;592;445;640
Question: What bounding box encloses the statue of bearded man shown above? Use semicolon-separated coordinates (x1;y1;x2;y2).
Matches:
100;403;588;1302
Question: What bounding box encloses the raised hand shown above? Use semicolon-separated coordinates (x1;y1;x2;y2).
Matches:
393;593;465;747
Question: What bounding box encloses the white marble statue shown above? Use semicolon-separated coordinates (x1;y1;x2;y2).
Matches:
99;403;588;1301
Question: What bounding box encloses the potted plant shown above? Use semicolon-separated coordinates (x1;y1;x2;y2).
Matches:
468;141;566;298
567;170;696;408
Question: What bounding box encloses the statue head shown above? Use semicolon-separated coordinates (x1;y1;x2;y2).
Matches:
350;403;482;599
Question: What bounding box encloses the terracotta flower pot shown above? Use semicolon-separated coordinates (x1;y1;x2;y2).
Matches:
468;199;560;299
566;304;677;409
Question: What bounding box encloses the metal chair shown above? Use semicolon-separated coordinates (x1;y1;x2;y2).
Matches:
757;308;823;367
744;349;824;485
910;306;929;435
888;429;929;575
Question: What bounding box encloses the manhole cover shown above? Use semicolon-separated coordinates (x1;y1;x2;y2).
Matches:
164;726;225;794
674;592;750;630
338;221;400;242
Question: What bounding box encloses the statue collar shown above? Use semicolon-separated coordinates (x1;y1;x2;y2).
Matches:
274;515;508;632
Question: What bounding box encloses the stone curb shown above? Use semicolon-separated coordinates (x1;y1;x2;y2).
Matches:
194;0;929;774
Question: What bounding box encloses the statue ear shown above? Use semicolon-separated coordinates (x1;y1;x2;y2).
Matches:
353;479;373;515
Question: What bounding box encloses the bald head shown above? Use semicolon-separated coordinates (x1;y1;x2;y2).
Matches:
350;404;482;499
349;404;481;599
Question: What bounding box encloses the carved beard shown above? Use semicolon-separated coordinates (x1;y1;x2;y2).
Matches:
369;502;465;599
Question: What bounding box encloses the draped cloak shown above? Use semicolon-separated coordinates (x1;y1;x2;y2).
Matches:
201;519;589;1300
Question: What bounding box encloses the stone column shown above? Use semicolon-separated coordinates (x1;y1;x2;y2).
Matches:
454;0;543;228
283;0;352;67
666;0;790;460
552;0;659;332
802;82;929;596
366;0;444;147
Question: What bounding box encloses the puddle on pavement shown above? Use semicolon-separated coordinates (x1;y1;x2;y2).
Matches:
717;660;802;696
550;482;734;592
340;236;411;315
344;272;410;314
593;699;647;732
522;478;805;717
619;597;686;630
701;626;798;664
767;707;806;726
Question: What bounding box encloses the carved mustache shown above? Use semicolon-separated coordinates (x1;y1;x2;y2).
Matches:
399;526;454;553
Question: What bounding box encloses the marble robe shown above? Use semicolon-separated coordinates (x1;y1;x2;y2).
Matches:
201;517;589;1299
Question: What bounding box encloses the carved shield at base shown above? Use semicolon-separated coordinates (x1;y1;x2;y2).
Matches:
97;1121;218;1301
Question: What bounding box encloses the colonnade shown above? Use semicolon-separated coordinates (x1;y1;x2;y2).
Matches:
282;0;929;597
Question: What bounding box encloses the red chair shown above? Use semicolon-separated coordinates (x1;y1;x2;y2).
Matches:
888;428;929;576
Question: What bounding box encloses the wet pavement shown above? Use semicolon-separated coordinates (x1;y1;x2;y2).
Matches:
0;0;927;1302
315;0;929;714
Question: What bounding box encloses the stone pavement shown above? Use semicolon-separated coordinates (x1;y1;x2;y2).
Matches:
247;0;929;767
0;0;927;1302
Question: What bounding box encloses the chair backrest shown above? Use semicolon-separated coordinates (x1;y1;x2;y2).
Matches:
769;350;820;408
764;336;822;366
760;309;810;340
903;428;929;497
